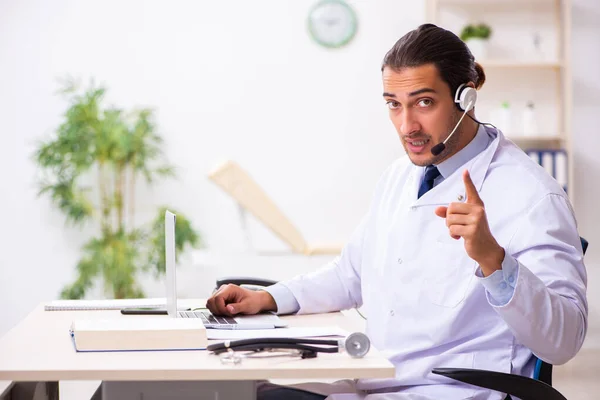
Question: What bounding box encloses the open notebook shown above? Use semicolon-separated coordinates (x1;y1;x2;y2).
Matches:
45;298;166;311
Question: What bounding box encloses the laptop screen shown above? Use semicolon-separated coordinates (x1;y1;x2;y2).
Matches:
165;210;178;317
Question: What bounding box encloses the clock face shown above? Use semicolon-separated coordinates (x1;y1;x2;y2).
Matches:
307;0;358;48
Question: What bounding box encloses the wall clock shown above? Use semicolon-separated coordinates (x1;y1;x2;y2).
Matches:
307;0;358;49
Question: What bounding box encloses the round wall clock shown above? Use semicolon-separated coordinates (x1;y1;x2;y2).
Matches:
307;0;358;49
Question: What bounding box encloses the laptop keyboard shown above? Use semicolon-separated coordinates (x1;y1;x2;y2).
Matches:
178;310;237;325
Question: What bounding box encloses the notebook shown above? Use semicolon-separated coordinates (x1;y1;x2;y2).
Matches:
45;298;166;311
70;318;207;351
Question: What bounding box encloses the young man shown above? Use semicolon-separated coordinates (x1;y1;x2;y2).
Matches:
206;24;588;400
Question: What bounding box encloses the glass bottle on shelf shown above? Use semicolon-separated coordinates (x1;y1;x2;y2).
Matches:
497;101;513;137
532;33;544;61
523;101;539;137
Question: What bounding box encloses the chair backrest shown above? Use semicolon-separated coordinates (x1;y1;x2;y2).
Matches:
581;237;589;254
532;235;588;386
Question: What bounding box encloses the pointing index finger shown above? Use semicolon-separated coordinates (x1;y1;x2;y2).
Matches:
463;169;483;205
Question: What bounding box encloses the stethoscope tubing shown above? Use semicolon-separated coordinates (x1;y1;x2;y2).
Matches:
207;338;341;355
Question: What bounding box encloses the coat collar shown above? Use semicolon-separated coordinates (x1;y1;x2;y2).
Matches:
411;126;502;207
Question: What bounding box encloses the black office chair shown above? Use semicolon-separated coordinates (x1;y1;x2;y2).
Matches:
216;237;589;400
432;236;589;400
214;276;278;291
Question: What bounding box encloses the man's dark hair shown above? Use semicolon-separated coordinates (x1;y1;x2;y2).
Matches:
382;23;486;95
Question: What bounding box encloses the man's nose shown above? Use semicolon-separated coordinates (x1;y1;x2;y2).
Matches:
399;110;420;136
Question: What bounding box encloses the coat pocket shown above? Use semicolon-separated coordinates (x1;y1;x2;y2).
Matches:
422;238;477;308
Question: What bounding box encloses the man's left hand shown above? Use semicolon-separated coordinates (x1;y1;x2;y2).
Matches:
434;169;505;276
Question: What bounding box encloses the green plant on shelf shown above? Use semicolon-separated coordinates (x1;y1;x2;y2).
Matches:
460;23;492;42
33;77;202;299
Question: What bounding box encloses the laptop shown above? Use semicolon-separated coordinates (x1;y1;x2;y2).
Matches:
164;210;287;329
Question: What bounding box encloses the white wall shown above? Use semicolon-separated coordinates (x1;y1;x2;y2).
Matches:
0;0;421;335
1;0;598;347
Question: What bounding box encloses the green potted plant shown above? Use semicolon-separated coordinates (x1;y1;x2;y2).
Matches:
460;23;492;60
33;77;202;299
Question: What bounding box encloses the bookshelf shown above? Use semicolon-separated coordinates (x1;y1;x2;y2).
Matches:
481;60;562;69
425;0;574;202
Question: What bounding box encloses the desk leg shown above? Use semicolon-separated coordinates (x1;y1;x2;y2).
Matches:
6;382;59;400
100;380;257;400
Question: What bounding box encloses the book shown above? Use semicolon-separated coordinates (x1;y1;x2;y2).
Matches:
45;298;167;311
70;318;208;352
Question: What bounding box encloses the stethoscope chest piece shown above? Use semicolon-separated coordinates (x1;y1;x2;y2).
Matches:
343;332;371;358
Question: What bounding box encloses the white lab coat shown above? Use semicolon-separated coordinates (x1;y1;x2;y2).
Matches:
277;129;588;400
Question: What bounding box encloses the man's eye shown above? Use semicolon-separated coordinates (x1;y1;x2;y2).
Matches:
386;101;400;110
417;99;433;107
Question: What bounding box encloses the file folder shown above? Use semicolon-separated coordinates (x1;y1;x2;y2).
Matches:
524;149;568;194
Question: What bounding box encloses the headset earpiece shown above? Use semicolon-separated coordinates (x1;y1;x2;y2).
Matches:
454;83;477;112
432;83;478;156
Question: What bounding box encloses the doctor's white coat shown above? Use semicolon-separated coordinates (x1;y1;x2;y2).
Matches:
276;128;588;400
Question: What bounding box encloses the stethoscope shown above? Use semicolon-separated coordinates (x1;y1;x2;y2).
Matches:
207;332;371;365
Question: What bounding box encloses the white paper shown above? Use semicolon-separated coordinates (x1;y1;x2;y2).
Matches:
45;298;167;311
206;326;349;340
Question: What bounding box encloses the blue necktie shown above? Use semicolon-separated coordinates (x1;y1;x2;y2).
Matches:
418;165;441;198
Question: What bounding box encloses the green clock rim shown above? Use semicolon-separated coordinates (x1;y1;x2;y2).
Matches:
307;0;358;49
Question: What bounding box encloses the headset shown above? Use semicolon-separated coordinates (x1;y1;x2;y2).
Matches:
454;83;478;113
208;332;371;364
430;83;478;156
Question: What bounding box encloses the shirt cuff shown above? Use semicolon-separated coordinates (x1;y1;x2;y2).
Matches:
475;252;519;306
262;283;300;315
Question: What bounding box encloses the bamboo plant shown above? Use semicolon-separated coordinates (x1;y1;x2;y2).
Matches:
34;78;201;299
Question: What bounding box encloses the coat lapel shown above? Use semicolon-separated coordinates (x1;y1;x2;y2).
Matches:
412;127;501;207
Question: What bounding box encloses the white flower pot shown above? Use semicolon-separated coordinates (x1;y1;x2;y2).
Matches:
466;38;488;61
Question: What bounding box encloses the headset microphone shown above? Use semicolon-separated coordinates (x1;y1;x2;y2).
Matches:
431;84;477;156
431;140;447;157
430;105;471;156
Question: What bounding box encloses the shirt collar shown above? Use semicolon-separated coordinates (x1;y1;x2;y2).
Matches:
435;124;491;179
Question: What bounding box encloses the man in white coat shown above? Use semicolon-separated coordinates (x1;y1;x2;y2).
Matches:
206;24;588;400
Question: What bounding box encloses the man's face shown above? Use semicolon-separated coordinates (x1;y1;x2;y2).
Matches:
382;64;462;166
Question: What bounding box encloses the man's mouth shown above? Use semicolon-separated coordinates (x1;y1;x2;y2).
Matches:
405;138;431;153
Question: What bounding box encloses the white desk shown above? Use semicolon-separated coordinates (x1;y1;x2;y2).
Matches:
0;302;395;400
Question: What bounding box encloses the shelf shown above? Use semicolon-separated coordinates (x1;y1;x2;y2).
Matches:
427;0;575;202
479;60;563;69
506;135;565;149
436;0;558;5
507;135;564;141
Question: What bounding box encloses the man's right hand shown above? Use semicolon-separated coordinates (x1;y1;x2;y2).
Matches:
205;284;278;316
